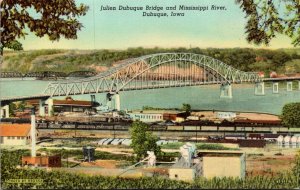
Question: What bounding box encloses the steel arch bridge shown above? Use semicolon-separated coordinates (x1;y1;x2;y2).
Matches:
44;53;261;97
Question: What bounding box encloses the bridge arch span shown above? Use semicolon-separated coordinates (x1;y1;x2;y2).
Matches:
45;53;261;96
116;58;229;92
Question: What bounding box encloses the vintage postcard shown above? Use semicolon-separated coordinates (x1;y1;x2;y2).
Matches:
1;0;300;189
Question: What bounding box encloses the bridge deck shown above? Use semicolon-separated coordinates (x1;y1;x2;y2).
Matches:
1;78;300;102
263;77;300;81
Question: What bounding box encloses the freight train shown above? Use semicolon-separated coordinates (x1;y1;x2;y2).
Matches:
1;112;285;134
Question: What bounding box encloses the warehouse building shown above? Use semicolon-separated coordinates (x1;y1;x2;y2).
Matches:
128;112;163;123
169;146;246;181
216;112;237;120
22;155;61;167
27;96;97;116
198;151;246;179
128;110;187;123
0;124;37;146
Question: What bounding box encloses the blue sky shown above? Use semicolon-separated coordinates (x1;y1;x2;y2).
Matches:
20;0;294;50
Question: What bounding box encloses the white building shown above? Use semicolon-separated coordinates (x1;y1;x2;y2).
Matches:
216;112;236;120
128;112;163;123
200;151;246;179
169;149;246;181
0;124;34;146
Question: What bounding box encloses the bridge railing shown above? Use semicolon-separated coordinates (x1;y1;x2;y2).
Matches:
0;71;97;78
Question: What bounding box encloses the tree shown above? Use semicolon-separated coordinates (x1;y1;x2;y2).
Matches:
129;121;160;160
181;103;191;114
0;0;89;54
236;0;300;46
8;102;16;117
17;101;26;112
272;51;292;67
280;103;300;128
5;40;23;51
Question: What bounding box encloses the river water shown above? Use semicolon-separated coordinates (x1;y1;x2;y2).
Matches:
1;78;300;115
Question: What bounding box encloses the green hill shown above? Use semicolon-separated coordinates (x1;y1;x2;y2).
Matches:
2;47;300;74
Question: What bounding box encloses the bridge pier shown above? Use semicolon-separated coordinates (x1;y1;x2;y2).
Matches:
106;100;112;110
114;93;121;111
220;83;232;98
287;81;293;91
39;99;46;116
0;105;9;118
272;82;279;94
47;98;54;116
106;93;113;110
254;82;265;95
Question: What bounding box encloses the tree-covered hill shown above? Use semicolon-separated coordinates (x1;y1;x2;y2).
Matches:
2;47;300;75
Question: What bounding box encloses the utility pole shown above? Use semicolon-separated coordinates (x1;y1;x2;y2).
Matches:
113;124;116;139
196;126;198;143
31;107;37;158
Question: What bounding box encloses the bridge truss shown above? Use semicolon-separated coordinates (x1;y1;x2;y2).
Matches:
44;53;261;96
0;71;67;78
0;71;97;78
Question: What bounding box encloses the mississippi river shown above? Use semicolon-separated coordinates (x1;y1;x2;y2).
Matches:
1;79;300;115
